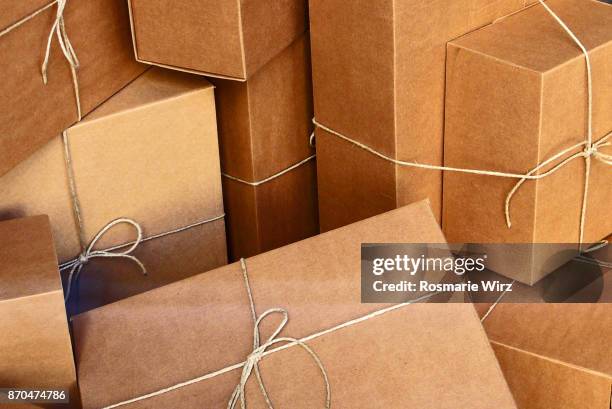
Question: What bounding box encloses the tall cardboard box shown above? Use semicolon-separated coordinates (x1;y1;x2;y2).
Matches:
211;34;318;260
0;68;227;314
0;0;147;177
72;201;517;409
443;0;612;284
0;216;79;408
127;0;307;80
310;0;534;231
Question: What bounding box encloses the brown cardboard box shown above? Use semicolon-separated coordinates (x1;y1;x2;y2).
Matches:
482;303;612;409
310;0;535;231
0;215;79;408
72;200;517;408
443;0;612;284
0;68;227;314
0;0;147;177
126;0;307;81
210;34;318;260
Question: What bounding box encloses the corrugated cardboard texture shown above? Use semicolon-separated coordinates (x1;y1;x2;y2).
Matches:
0;216;79;408
128;0;307;80
72;200;516;408
310;0;533;231
0;0;147;176
0;68;227;314
211;35;318;259
444;0;612;283
484;303;612;409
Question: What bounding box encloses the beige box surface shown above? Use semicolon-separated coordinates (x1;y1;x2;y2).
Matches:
0;68;227;314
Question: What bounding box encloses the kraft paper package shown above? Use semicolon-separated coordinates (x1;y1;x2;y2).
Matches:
126;0;307;80
72;200;517;409
0;0;147;177
480;300;612;409
443;0;612;284
0;68;227;315
210;34;318;260
0;216;79;408
309;0;537;231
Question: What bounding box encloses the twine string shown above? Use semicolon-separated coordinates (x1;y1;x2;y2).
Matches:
60;218;147;302
222;132;316;187
0;0;82;120
228;259;331;409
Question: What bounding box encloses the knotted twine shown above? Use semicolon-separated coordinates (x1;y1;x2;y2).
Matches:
59;131;226;303
222;134;316;187
313;0;611;254
0;0;82;120
102;258;439;409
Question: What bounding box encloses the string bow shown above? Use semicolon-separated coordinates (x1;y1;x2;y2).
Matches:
60;218;147;302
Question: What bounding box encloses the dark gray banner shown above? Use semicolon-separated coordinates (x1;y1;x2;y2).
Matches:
361;243;611;303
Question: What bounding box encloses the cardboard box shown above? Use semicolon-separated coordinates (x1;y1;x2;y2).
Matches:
0;215;79;408
210;34;318;260
482;302;611;409
72;200;516;408
443;0;612;284
127;0;307;81
0;0;147;177
310;0;534;231
0;68;227;314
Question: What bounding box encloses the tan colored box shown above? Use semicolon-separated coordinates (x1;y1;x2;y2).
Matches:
0;0;147;177
72;200;516;409
482;301;611;409
210;34;318;260
0;68;227;314
0;215;79;408
443;0;612;284
310;0;534;231
127;0;307;81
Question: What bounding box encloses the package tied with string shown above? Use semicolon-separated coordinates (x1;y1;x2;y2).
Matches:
126;0;307;80
309;0;537;231
443;0;612;284
209;34;318;260
0;216;80;408
72;200;517;409
0;68;227;315
0;0;147;177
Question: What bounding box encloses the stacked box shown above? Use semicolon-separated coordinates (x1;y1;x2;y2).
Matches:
0;68;227;314
127;0;307;80
0;216;79;408
72;201;517;409
309;0;535;231
444;0;612;283
211;34;318;259
0;0;147;176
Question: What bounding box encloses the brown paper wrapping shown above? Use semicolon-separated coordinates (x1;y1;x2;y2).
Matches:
310;0;536;231
127;0;307;80
0;68;227;314
72;200;517;409
443;0;612;284
0;216;79;408
210;34;318;260
482;300;612;409
0;0;147;177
